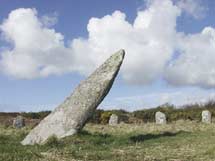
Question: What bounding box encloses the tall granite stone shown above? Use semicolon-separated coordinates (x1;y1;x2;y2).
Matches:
109;114;119;126
155;111;166;124
202;110;211;123
21;49;125;145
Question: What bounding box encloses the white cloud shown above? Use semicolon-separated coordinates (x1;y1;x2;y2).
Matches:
101;89;215;111
71;0;181;84
176;0;207;19
0;0;215;89
165;27;215;88
0;8;75;79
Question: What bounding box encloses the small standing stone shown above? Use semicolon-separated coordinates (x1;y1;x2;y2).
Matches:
202;110;211;123
155;111;166;124
13;116;25;128
109;114;119;126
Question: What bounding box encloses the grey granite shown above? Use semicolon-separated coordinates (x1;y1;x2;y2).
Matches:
21;49;125;145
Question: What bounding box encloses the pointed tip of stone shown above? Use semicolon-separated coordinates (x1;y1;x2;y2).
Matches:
103;49;125;67
119;49;125;54
109;49;125;63
117;49;125;58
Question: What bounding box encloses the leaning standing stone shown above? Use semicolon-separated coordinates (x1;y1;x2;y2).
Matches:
13;115;25;128
155;111;166;124
109;114;119;126
202;110;211;123
21;49;125;145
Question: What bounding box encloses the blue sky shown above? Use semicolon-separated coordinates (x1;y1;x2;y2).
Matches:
0;0;215;112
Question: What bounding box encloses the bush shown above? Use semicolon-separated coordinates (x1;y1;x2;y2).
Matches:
100;111;112;124
89;109;104;124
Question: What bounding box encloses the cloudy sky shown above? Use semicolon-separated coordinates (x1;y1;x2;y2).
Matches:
0;0;215;112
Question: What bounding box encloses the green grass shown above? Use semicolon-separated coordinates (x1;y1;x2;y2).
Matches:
1;121;215;161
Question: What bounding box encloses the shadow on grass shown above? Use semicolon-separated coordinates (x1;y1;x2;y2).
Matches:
129;131;189;143
69;130;190;146
78;130;111;138
59;130;113;146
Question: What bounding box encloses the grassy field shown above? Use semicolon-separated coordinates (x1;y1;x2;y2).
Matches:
1;121;215;161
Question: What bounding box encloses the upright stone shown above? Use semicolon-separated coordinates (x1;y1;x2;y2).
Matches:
21;49;125;145
13;115;25;128
202;110;211;123
109;114;119;126
155;111;166;124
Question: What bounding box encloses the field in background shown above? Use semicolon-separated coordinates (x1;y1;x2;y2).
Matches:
1;121;215;161
2;100;215;127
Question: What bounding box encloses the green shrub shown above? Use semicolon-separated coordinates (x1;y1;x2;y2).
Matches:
21;111;51;119
89;109;104;124
100;111;112;124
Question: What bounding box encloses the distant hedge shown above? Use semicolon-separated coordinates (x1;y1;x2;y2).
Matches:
132;101;215;123
21;111;51;119
89;109;129;124
89;101;215;124
11;100;215;124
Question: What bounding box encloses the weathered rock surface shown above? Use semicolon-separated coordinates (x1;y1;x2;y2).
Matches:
155;111;166;124
202;110;211;123
21;49;125;145
13;115;25;128
109;114;119;126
